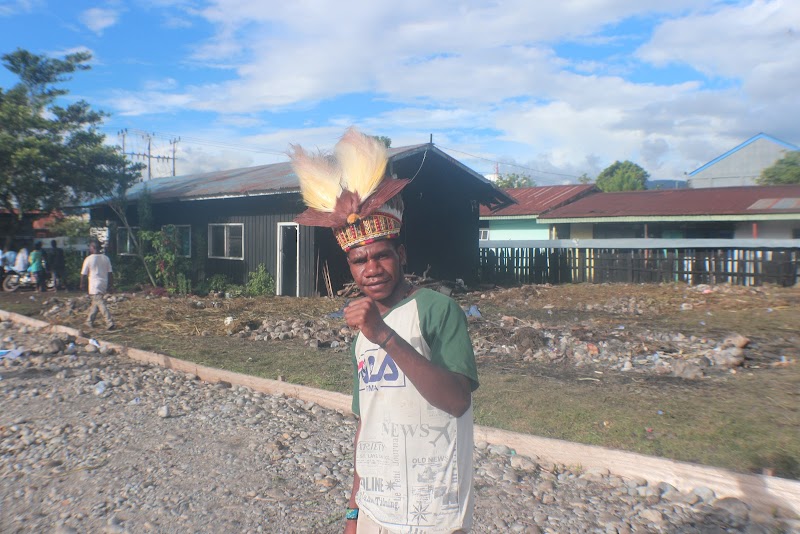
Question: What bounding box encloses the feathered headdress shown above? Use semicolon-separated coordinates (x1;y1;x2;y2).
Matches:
290;127;409;251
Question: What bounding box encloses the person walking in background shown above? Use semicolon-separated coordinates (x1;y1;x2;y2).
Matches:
80;239;115;330
48;239;66;291
27;241;47;292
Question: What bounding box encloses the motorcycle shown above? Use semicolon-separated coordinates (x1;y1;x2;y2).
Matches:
2;267;55;292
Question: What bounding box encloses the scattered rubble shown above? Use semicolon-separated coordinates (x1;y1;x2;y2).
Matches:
29;282;800;382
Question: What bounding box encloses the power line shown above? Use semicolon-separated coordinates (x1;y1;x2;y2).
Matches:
437;144;583;179
118;128;286;156
118;129;179;180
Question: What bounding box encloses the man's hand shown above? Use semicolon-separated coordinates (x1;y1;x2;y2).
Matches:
344;297;391;345
343;520;357;534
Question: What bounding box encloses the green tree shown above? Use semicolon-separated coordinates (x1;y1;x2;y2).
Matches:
0;48;131;238
578;173;593;184
495;172;535;189
46;215;90;237
595;160;649;192
757;151;800;185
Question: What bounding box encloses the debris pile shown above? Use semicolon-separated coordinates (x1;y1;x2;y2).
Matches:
17;281;798;382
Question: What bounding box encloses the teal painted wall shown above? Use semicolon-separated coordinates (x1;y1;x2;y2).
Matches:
486;219;550;240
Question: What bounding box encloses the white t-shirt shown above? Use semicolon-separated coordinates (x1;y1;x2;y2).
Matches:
352;289;478;533
81;254;113;295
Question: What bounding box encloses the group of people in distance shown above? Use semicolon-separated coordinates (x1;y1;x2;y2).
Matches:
1;238;114;331
1;239;66;292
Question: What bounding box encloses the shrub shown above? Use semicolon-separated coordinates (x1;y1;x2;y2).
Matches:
114;255;150;291
207;273;230;293
226;284;245;298
176;272;192;296
63;251;85;290
246;263;275;297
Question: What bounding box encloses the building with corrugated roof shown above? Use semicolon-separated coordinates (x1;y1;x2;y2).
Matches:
88;143;513;296
478;184;596;241
539;185;800;240
687;133;798;188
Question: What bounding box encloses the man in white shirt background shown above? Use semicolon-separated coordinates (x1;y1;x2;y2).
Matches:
80;239;115;330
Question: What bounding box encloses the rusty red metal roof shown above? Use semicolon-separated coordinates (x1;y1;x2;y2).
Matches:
480;184;596;217
539;185;800;219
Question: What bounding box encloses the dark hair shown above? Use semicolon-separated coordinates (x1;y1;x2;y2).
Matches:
34;241;42;250
51;239;57;247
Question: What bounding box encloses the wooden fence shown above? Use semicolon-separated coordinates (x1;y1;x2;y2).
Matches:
479;239;800;287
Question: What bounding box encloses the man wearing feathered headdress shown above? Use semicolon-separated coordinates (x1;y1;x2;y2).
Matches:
290;128;479;534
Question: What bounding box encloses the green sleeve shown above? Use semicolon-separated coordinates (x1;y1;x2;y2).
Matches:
419;290;479;391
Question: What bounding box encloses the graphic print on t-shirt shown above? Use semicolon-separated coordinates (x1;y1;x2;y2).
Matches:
358;347;407;392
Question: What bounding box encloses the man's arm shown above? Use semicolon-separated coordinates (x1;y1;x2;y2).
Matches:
344;298;472;417
80;275;88;292
344;420;361;534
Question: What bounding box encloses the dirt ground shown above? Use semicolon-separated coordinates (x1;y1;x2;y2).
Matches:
1;281;799;477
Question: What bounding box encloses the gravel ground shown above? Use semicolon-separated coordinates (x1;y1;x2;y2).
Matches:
1;320;797;534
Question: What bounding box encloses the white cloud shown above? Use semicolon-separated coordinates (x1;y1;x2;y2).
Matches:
80;7;121;34
100;0;798;180
0;0;42;17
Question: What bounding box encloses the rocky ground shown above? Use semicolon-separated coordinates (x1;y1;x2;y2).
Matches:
37;283;797;382
1;319;798;533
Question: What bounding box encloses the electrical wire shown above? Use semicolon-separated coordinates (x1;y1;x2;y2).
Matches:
438;144;583;179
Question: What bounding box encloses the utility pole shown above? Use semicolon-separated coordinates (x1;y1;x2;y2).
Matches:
170;137;180;176
117;129;178;180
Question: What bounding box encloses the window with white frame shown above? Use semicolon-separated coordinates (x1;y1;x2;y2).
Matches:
163;225;192;257
208;223;243;259
117;226;139;255
479;228;490;240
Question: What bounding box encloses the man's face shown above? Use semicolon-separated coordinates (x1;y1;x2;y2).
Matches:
346;239;406;302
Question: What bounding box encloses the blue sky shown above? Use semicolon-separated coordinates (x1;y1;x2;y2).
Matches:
1;0;798;183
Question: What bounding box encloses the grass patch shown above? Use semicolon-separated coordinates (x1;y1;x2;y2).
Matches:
2;284;799;479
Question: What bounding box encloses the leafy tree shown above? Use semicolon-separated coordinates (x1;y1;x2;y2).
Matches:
0;48;133;238
757;151;800;185
578;173;593;184
45;215;90;238
141;224;188;291
495;172;535;189
595;160;649;192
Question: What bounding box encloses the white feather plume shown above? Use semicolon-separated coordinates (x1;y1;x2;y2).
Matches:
335;127;388;202
289;145;342;212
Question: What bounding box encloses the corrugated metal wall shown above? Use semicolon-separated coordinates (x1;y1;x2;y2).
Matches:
176;195;317;296
92;194;319;297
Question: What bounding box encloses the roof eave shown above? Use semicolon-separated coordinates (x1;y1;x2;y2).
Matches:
540;213;800;223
